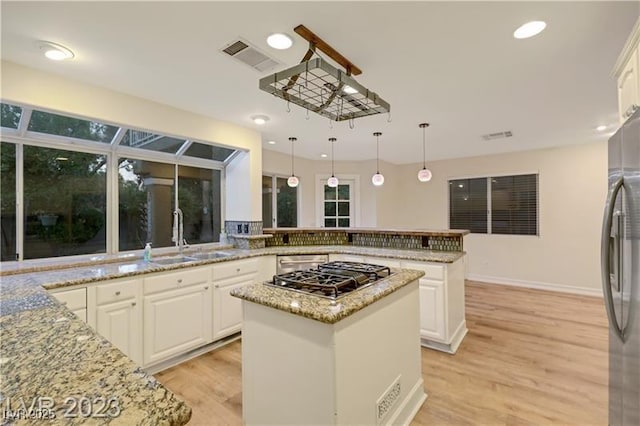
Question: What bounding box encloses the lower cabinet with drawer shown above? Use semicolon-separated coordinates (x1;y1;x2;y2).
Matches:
212;258;259;341
87;278;143;365
142;266;212;367
49;287;87;322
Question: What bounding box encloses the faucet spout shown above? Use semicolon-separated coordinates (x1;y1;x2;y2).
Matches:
172;208;184;254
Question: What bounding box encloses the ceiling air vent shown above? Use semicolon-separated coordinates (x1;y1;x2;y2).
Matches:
481;130;513;141
221;38;279;72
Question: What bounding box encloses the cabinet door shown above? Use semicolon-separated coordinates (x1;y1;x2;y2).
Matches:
96;299;142;364
419;279;446;341
618;49;639;123
213;276;253;341
143;284;212;366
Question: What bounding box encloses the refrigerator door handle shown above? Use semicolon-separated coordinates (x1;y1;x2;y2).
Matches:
602;176;626;343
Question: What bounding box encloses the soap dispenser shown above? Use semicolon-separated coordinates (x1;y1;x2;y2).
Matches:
143;242;152;262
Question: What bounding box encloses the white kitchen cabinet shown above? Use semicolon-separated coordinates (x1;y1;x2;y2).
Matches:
49;287;87;322
418;279;446;340
614;18;640;124
327;253;466;353
404;259;467;354
212;258;259;341
87;278;143;365
143;266;212;366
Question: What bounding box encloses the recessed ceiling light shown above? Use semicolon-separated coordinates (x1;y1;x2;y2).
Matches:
267;140;276;145
38;41;74;61
513;21;547;39
343;85;358;95
251;115;269;125
596;125;607;132
266;33;293;50
320;153;328;158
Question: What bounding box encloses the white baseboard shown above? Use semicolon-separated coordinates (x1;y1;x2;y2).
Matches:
467;274;603;297
387;377;427;426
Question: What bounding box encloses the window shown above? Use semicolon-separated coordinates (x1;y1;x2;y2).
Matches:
324;184;351;228
28;110;118;143
23;146;107;259
177;165;221;244
1;142;16;261
0;102;236;261
449;174;538;235
118;158;174;250
262;175;297;228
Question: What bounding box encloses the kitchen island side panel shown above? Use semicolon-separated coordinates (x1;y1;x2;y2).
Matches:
241;302;337;425
333;281;425;425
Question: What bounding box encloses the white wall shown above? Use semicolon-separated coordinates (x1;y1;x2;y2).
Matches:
262;149;399;227
1;60;263;221
264;142;607;295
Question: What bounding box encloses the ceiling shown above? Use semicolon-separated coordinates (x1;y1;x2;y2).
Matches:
1;1;638;164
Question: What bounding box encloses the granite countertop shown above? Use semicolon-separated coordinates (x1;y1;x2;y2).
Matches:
264;227;471;237
230;268;424;324
0;244;463;424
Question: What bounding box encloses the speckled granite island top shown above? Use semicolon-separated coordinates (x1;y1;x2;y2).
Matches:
230;269;425;324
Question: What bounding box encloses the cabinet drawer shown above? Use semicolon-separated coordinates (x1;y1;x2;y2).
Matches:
402;261;445;280
213;258;260;281
95;279;139;305
144;266;210;295
51;288;86;310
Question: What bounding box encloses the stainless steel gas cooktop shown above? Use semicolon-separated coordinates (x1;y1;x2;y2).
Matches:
266;261;393;300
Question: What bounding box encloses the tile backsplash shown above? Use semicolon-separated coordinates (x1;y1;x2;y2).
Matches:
225;221;263;236
264;230;463;252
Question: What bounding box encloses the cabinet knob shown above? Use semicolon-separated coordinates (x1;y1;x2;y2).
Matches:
236;268;240;272
131;302;136;307
215;284;220;288
204;286;209;290
177;279;183;284
115;291;121;296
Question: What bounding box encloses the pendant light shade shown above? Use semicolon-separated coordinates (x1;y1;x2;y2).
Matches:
287;137;299;188
327;137;339;188
417;123;432;182
371;132;384;186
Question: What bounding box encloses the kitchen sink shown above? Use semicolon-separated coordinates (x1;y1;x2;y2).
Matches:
151;256;199;266
190;251;234;260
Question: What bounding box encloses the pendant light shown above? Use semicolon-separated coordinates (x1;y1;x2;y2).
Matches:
287;137;299;187
417;123;433;182
371;132;384;186
327;137;339;188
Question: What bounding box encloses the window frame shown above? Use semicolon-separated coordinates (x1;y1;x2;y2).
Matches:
1;102;234;261
448;172;540;236
314;175;361;228
261;173;300;228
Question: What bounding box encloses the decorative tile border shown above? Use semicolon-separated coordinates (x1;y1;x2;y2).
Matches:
264;231;463;252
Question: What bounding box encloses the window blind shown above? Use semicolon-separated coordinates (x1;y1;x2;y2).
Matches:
449;178;488;233
448;174;538;236
491;174;538;235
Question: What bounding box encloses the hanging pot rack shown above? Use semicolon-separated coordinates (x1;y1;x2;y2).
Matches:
259;25;391;122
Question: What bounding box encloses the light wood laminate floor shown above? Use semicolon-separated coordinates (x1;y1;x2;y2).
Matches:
155;281;609;425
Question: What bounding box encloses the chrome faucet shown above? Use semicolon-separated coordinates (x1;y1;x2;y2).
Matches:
172;208;187;254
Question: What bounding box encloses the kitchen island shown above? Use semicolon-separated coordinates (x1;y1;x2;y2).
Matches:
232;268;427;425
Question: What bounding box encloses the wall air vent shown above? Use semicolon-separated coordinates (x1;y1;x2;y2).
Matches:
221;38;279;72
482;131;513;141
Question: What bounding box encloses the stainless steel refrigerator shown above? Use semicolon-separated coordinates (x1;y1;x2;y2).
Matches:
603;108;640;426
